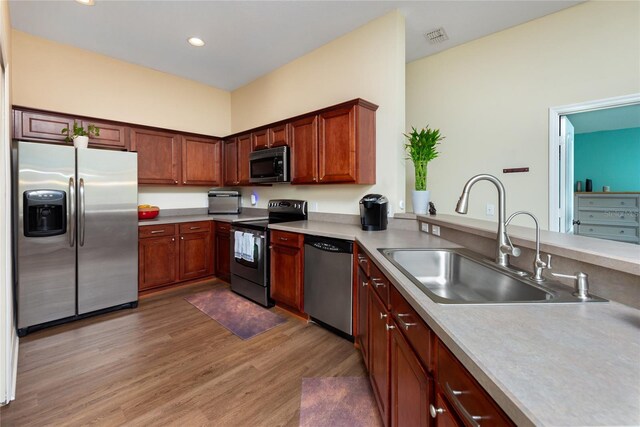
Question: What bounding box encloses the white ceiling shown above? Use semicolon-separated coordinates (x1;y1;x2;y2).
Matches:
568;104;640;134
9;1;580;91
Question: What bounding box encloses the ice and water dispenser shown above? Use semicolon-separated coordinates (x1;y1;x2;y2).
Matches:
23;190;66;237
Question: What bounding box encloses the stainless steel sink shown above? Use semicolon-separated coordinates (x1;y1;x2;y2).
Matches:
378;248;606;304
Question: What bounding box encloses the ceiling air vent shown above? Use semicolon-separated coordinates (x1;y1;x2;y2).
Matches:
424;27;449;44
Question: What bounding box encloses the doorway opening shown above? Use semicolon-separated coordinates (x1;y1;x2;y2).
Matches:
548;94;640;241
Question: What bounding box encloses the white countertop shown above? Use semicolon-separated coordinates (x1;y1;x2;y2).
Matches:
269;220;640;426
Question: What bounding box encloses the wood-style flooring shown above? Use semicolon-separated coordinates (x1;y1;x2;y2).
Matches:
0;280;366;426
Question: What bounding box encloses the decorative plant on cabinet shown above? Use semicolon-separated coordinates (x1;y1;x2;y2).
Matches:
61;121;100;149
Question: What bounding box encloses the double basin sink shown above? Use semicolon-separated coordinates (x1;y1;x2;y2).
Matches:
379;248;606;304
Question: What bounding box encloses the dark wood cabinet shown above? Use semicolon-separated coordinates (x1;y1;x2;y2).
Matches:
357;264;370;369
390;322;431;427
369;289;391;427
179;222;213;281
270;230;304;314
82;119;128;150
130;128;181;185
252;128;270;151
290;115;319;184
318;105;356;183
269;123;290;148
432;391;462;427
223;139;239;186
14;110;75;144
138;225;179;292
214;222;231;282
139;222;215;293
237;133;252;185
181;136;222;186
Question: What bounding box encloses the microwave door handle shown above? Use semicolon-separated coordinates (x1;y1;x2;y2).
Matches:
273;157;279;173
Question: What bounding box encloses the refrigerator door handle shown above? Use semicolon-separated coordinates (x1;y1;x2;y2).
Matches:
79;177;86;247
68;177;75;247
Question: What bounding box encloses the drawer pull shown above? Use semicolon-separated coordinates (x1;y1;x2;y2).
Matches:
429;404;444;418
397;313;417;330
150;230;165;234
379;312;387;320
279;237;289;241
372;278;385;288
385;324;395;331
357;255;368;264
620;230;625;234
445;383;482;427
189;226;201;230
362;281;368;287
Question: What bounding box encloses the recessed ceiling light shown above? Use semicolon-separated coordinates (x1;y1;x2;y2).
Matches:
75;0;95;5
187;37;205;47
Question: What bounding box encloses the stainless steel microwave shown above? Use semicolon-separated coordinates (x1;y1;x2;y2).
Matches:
249;146;290;184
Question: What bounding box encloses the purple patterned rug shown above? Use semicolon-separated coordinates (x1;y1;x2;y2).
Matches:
299;377;382;427
185;286;286;340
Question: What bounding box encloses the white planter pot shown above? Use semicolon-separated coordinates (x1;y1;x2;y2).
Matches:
73;136;89;149
412;190;430;215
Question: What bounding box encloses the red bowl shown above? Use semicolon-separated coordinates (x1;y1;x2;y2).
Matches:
138;210;159;220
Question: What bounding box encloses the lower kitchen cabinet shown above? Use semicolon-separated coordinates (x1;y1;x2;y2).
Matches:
139;221;215;293
270;230;305;315
356;245;514;427
139;226;179;292
369;289;391;427
214;221;231;282
390;323;431;427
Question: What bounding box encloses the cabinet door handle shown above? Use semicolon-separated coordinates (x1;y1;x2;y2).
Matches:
385;324;395;331
372;278;385;288
361;281;368;287
150;230;165;234
279;237;289;241
396;313;417;330
171;238;175;242
379;312;387;320
190;226;201;230
174;180;178;184
445;383;482;427
180;236;184;240
429;404;444;418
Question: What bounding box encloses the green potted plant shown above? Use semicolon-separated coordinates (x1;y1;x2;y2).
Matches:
61;122;100;149
404;125;444;214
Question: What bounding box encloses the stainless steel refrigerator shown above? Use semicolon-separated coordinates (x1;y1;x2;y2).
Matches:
13;141;138;336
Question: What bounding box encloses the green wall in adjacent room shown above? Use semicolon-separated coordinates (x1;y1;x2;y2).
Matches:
574;127;640;192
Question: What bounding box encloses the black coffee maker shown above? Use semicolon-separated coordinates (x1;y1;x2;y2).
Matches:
359;194;388;231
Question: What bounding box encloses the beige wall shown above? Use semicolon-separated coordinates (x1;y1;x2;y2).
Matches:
406;1;640;228
11;30;233;209
231;11;406;215
0;0;17;405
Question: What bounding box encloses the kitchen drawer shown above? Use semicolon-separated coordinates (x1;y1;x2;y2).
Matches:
437;341;514;427
577;209;639;224
271;230;303;248
369;262;390;309
139;224;177;239
390;285;432;372
578;196;638;208
215;222;231;235
356;246;371;277
179;221;211;234
578;224;638;238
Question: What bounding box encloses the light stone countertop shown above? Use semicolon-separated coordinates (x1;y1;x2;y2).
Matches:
269;220;640;426
138;213;268;226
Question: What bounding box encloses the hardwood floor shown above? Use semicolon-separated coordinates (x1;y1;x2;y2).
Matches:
0;281;367;426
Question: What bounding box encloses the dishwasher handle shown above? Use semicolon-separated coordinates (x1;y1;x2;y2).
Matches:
304;235;353;254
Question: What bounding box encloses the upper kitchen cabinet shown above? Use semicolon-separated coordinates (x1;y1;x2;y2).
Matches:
181;136;222;186
269;123;290;148
223;138;239;186
290;115;319;184
251;128;270;151
13;109;76;144
291;99;377;185
130;127;181;185
237;133;252;186
81;120;128;150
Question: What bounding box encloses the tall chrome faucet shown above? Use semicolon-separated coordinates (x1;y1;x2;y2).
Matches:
455;174;520;268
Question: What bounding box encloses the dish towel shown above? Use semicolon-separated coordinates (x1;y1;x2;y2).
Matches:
234;231;243;259
242;232;255;262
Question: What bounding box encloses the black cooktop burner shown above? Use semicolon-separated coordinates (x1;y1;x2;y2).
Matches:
233;199;308;231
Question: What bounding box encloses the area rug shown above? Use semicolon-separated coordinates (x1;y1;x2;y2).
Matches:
299;377;382;427
185;286;286;340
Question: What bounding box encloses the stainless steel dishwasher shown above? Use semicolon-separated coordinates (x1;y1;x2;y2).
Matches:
304;235;353;337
